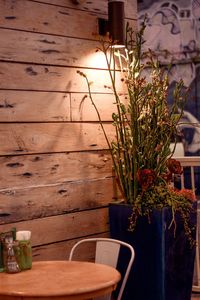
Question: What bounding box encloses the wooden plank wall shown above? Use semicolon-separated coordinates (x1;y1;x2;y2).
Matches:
0;0;137;261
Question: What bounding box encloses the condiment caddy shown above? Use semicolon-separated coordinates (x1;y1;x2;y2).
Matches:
0;229;32;273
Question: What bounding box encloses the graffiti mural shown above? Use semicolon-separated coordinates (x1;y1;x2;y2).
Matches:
138;0;200;156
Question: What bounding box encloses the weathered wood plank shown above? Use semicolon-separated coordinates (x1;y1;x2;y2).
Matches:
0;91;117;122
0;208;109;247
37;0;138;19
0;62;125;93
0;0;99;40
32;232;109;261
0;29;104;68
0;91;71;122
71;93;118;122
0;123;114;155
0;1;137;39
0;151;112;189
0;24;138;67
0;177;115;224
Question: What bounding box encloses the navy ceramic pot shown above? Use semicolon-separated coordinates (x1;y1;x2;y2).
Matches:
109;202;197;300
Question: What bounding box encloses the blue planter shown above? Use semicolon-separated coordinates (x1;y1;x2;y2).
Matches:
109;202;197;300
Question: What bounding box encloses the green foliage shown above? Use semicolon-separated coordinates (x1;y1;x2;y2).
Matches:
77;22;196;243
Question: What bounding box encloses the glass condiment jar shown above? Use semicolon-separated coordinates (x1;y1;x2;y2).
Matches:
3;238;20;274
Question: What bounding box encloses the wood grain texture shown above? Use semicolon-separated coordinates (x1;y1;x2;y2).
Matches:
0;28;102;68
0;261;121;300
0;123;114;155
0;0;99;39
0;90;71;122
0;62;125;93
32;232;109;261
0;91;117;122
0;207;109;247
0;151;112;189
71;93;117;122
0;177;115;224
35;0;138;19
0;26;138;68
0;0;137;40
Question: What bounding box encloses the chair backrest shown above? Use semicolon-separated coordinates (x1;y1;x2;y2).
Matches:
69;237;135;300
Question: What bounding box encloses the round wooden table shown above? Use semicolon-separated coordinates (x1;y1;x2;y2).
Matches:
0;261;121;300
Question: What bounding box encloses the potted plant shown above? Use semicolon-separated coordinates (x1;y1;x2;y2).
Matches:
78;23;197;300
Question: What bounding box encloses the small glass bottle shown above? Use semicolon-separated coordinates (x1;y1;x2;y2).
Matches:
5;240;20;274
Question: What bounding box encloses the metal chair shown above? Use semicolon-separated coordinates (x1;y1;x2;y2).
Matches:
69;237;135;300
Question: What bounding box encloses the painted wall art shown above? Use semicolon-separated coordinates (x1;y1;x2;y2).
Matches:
138;0;200;156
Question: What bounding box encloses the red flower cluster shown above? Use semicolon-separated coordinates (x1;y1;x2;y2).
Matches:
137;169;156;192
137;159;184;192
167;158;183;175
162;158;183;182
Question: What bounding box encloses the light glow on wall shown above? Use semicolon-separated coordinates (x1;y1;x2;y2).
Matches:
82;50;108;70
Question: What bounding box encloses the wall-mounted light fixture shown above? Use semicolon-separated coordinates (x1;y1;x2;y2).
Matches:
108;0;125;47
71;0;125;48
99;0;125;48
